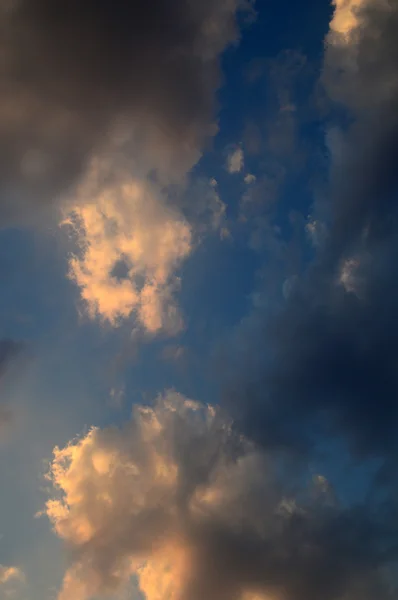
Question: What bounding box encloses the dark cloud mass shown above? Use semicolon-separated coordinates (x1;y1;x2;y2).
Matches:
218;2;398;596
0;0;249;223
229;0;398;460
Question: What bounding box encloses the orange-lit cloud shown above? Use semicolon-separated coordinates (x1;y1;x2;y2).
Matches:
44;391;388;600
0;565;25;598
330;0;365;38
62;157;192;333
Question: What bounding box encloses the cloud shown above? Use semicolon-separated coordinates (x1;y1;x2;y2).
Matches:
44;392;397;600
46;392;396;600
0;565;25;598
329;0;365;37
181;177;228;237
0;0;253;225
0;340;24;379
223;0;398;460
0;1;255;336
226;146;245;174
0;566;24;585
1;1;253;328
62;156;191;333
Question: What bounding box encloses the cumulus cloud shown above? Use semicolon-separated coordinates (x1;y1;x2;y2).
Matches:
62;156;191;333
226;146;245;174
44;392;397;600
0;0;254;225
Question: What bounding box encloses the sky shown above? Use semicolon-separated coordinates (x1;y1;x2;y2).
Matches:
1;0;398;599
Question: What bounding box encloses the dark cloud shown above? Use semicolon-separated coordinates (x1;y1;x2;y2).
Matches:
218;2;398;595
33;2;398;599
226;0;398;460
0;0;251;224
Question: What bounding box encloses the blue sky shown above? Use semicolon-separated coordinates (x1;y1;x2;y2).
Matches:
1;1;398;599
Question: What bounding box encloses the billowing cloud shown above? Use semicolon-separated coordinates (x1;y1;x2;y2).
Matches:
62;157;191;333
0;0;254;225
45;392;396;600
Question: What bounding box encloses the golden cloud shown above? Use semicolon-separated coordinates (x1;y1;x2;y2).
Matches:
62;157;192;334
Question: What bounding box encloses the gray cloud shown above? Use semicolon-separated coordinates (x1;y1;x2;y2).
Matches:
216;3;398;595
0;0;251;224
226;0;398;460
